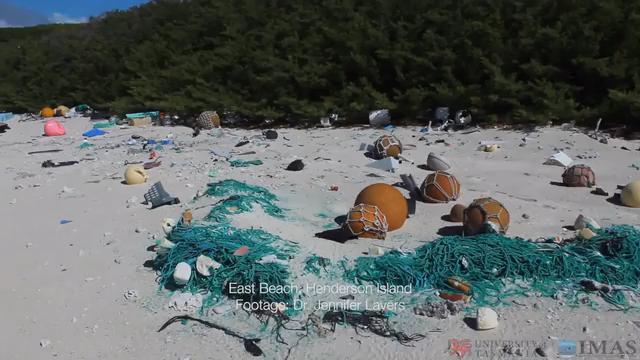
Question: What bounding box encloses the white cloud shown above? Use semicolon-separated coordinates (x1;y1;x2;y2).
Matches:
49;12;87;24
0;19;10;28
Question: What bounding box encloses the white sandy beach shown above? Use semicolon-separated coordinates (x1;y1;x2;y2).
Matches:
0;116;639;359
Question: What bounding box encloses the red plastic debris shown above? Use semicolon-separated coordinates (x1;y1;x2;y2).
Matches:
233;245;249;256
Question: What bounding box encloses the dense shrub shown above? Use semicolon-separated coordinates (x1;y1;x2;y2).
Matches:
1;0;639;127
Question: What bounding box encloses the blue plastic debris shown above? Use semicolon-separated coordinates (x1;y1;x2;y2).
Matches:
0;112;13;122
82;128;106;137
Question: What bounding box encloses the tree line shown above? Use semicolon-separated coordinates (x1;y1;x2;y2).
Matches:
0;0;639;127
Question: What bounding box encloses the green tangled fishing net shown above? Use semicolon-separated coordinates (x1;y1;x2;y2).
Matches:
206;179;276;199
153;179;640;313
345;225;640;309
304;255;332;277
154;180;296;311
205;179;285;222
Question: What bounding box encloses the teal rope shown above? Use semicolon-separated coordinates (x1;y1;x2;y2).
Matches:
345;225;640;309
155;180;297;313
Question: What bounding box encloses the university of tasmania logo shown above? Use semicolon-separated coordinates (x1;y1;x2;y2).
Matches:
449;338;472;358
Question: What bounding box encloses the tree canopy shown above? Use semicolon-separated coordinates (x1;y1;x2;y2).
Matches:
1;0;639;127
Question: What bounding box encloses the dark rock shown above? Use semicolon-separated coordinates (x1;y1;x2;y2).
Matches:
592;187;609;196
286;159;304;171
235;140;250;147
264;130;278;140
535;345;549;357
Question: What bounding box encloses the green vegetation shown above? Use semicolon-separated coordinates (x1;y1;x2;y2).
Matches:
1;0;639;126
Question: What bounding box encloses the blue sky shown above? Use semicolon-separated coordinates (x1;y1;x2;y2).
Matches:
7;0;148;23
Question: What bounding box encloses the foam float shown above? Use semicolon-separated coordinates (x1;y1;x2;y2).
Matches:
354;183;408;231
420;171;461;203
426;152;451;171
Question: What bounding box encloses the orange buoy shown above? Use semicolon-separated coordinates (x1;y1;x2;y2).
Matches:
562;164;596;187
373;134;402;158
354;183;408;231
344;204;388;239
449;204;466;222
420;171;461;203
463;197;510;235
40;107;55;118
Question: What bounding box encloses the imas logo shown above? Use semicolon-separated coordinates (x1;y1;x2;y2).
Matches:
559;339;638;357
559;340;577;357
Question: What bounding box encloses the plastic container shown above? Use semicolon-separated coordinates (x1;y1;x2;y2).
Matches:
173;262;191;285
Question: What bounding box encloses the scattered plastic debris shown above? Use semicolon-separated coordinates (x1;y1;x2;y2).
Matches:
544;151;573;167
28;149;63;155
82;128;106;137
426;152;451;171
233;245;250;256
79;141;94;149
369;109;391;127
143;182;180;209
367;157;399;173
230;159;263;167
42;160;79;168
256;254;288;266
173;262;192;286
